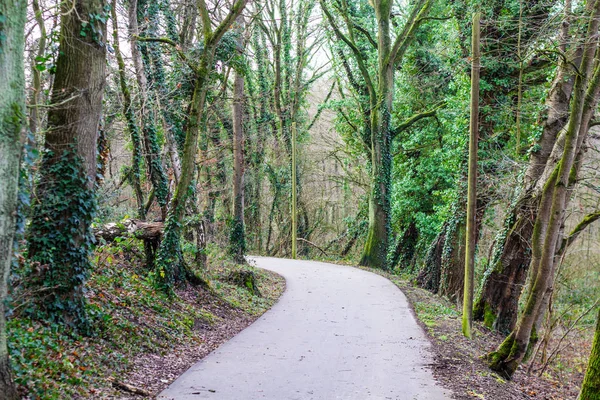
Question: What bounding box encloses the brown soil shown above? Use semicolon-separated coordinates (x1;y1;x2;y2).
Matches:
107;270;285;399
396;282;581;400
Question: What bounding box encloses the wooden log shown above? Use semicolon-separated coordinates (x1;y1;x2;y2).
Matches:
94;219;163;242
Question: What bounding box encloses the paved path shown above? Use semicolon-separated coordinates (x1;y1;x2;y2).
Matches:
158;257;451;400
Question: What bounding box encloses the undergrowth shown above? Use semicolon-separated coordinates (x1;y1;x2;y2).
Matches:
7;239;283;399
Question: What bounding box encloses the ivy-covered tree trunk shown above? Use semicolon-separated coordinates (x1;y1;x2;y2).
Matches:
244;30;270;251
0;0;26;397
130;0;170;218
27;0;107;327
390;221;419;269
153;0;249;289
418;192;487;304
580;308;600;399
360;1;394;269
488;0;600;376
320;0;430;269
111;0;145;220
230;19;247;263
474;13;574;333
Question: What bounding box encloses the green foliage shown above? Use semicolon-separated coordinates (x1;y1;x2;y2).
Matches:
27;148;96;330
79;5;111;44
228;217;246;262
7;320;92;399
414;298;460;328
153;194;190;290
8;241;219;398
0;13;6;51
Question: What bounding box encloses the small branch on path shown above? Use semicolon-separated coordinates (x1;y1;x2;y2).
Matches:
108;377;153;397
298;237;329;256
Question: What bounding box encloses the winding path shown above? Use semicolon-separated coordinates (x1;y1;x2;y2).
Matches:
158;257;451;400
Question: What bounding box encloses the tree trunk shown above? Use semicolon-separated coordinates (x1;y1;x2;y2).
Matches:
580;308;600;400
390;221;419;269
112;0;145;220
153;0;249;289
27;0;107;328
462;12;480;338
230;19;246;263
417;221;446;292
419;188;489;303
291;123;298;259
29;0;47;135
360;2;394;270
130;0;170;217
0;0;26;397
94;220;163;241
488;1;600;376
474;9;574;332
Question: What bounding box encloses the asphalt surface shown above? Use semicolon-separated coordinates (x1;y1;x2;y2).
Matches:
158;257;451;400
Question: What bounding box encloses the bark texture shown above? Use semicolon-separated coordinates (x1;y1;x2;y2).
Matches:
0;0;26;397
474;13;575;332
579;309;600;400
27;0;107;326
489;0;600;376
231;18;247;263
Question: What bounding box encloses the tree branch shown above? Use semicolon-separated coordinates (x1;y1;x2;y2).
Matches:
210;0;249;47
391;102;445;139
388;0;432;67
198;0;213;39
352;22;377;49
307;81;336;131
319;0;375;94
135;36;198;73
558;210;600;253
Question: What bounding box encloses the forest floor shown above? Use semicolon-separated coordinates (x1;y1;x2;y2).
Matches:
8;249;585;399
7;242;285;399
365;267;583;400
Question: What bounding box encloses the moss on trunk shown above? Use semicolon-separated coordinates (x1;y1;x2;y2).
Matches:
580;309;600;400
0;1;27;396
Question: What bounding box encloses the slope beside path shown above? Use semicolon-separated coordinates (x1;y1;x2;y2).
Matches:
158;257;451;400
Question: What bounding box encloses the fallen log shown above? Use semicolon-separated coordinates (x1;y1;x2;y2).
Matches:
94;219;163;242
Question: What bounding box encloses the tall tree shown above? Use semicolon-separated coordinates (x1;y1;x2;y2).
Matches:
488;0;600;377
474;0;574;332
462;12;480;339
112;0;146;220
320;0;432;268
230;17;247;263
0;0;26;396
27;0;108;327
131;0;172;218
149;0;249;289
257;0;321;257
